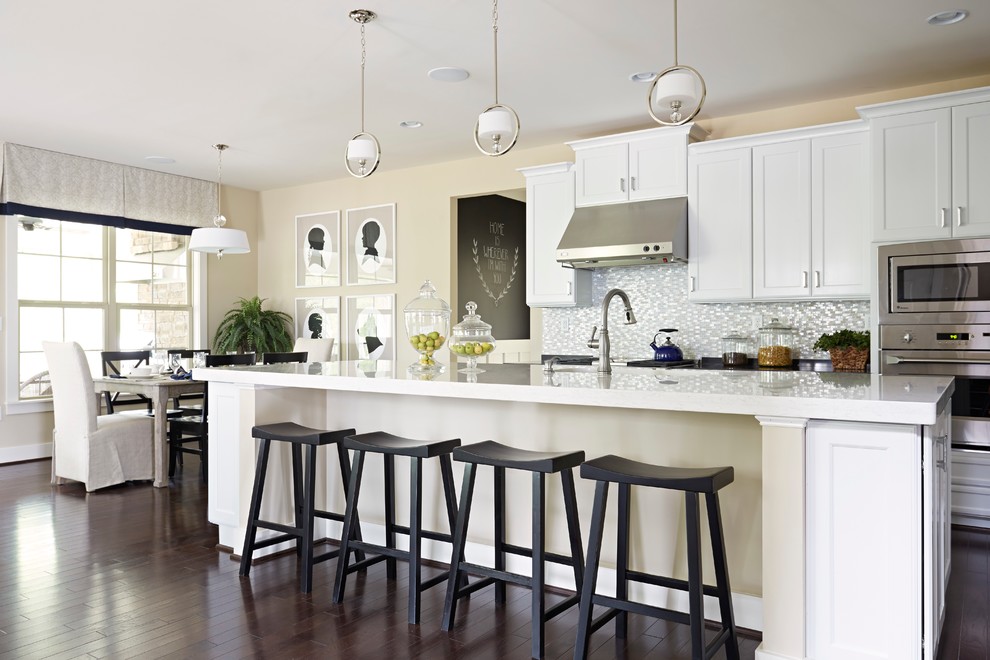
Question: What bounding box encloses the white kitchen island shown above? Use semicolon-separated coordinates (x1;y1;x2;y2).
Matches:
196;361;953;660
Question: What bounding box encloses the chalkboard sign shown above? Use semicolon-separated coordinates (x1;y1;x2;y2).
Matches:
456;195;529;341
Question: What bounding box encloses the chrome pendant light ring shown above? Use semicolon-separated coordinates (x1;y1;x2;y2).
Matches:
344;131;381;178
647;64;707;126
473;103;520;157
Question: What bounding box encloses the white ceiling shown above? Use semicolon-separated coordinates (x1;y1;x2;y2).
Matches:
2;0;988;191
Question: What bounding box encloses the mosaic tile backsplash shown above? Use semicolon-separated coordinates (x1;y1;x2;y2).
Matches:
542;264;870;361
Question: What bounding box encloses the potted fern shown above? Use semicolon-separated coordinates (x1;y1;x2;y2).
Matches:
213;296;293;355
813;329;870;372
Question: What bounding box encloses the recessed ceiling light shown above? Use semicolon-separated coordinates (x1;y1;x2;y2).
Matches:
428;67;470;82
145;156;175;164
927;9;968;25
629;72;658;83
399;120;423;129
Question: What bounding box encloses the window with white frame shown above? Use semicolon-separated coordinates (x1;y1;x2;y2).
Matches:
14;217;193;401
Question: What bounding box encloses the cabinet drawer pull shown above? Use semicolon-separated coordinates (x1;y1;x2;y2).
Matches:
956;207;963;227
567;281;572;296
620;177;626;193
802;270;808;288
814;270;821;288
689;275;695;292
630;176;637;191
939;208;947;228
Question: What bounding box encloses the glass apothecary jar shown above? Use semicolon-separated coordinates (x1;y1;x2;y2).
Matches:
757;318;795;368
721;331;751;367
449;301;496;374
403;280;450;373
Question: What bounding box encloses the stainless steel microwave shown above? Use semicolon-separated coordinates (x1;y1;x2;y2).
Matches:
879;237;990;325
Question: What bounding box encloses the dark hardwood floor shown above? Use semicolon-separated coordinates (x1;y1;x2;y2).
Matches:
0;457;982;659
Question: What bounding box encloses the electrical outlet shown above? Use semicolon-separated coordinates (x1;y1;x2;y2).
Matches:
561;316;569;332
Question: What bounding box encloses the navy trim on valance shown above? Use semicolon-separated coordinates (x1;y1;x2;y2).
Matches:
1;202;194;236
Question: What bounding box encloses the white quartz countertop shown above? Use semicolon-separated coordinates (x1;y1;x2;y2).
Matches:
194;361;954;425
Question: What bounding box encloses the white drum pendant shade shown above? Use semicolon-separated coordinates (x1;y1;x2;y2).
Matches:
655;68;701;111
478;107;513;140
188;227;250;255
347;136;378;161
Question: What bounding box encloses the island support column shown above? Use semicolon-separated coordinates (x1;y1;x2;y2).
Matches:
756;416;808;660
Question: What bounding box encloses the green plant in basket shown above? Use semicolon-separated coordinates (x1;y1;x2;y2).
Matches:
814;329;870;371
213;296;293;355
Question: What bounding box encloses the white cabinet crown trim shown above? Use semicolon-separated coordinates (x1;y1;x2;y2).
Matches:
689;119;867;154
858;85;990;118
566;123;708;150
517;161;573;177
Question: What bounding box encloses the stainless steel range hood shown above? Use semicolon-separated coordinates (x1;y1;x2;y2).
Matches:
555;197;687;269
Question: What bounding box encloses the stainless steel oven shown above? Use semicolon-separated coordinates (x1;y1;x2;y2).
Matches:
879;237;990;325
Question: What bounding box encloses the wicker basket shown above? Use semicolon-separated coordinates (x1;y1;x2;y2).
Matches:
828;347;869;372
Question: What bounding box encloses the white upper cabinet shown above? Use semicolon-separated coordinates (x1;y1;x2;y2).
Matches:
690;122;869;302
569;124;708;207
688;147;753;301
517;163;591;307
859;88;990;241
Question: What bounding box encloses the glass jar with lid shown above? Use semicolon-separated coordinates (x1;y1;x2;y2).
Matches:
721;331;751;367
757;318;795;368
403;280;450;373
449;301;496;374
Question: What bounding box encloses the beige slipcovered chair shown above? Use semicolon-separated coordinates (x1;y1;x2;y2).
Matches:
293;337;334;362
43;341;154;491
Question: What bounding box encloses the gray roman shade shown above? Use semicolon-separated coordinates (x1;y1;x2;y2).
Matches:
0;143;216;234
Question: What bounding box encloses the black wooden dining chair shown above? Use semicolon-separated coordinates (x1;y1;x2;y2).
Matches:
100;350;153;414
166;349;211;413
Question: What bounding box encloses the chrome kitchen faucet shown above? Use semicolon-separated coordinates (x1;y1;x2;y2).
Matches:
587;288;637;374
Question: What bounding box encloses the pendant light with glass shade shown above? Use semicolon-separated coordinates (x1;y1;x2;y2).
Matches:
647;0;706;126
188;144;250;259
345;9;381;178
474;0;519;156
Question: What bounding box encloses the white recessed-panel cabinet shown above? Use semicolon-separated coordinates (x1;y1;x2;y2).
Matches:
687;147;753;301
518;163;591;307
859;89;990;241
753;130;869;299
691;122;869;302
569;124;708;207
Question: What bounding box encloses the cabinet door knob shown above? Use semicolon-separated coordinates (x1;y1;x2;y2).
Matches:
630;176;637;191
956;207;963;227
939;208;947;228
620;177;626;193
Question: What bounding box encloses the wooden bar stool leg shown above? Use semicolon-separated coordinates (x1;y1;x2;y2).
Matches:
333;450;366;604
336;443;366;563
442;463;477;631
561;469;585;594
616;482;631;639
299;444;317;594
408;456;423;625
384;454;397;580
685;492;704;659
494;465;507;604
440;454;468;593
291;444;304;558
531;471;546;660
707;492;740;660
574;480;609;660
239;438;272;577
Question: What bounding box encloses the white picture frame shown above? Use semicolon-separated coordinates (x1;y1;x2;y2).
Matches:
295;211;340;288
294;296;340;361
343;294;395;363
345;203;395;285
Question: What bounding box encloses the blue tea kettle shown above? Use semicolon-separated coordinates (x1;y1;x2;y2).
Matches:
651;329;684;362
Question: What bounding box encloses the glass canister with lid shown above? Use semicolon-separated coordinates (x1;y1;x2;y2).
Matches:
449;301;496;374
403;280;451;373
757;318;795;368
721;331;751;367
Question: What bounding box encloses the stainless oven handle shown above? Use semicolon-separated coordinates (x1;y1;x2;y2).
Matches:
886;355;990;365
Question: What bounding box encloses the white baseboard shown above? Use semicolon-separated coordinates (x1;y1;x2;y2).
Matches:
755;643;803;660
295;520;765;632
0;442;52;464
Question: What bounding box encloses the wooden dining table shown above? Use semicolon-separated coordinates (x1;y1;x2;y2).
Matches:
93;375;205;487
